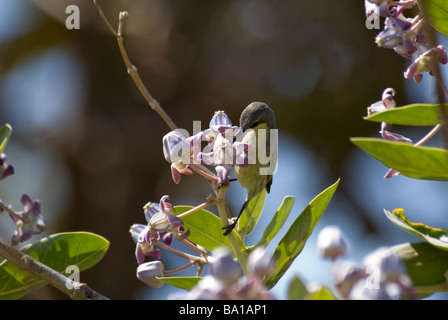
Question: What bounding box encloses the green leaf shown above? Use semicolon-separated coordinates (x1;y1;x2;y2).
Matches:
0;232;109;300
174;206;245;252
364;104;448;126
418;0;448;37
237;189;266;239
306;285;337;300
287;275;308;300
157;276;201;291
384;208;448;251
351;137;448;181
256;196;295;248
388;242;448;297
0;123;12;154
265;179;340;289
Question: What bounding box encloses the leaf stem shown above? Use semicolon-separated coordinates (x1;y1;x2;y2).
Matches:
163;261;197;276
156;241;200;262
415;124;442;146
177;200;213;219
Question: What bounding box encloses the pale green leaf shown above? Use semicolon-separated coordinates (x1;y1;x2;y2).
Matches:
388;242;448;297
0;123;12;154
256;195;295;248
364;104;448;126
418;0;448;37
265;179;339;288
0;232;109;300
157;276;201;291
384;208;448;250
174;206;245;252
351;137;448;181
237;189;266;239
287;275;308;300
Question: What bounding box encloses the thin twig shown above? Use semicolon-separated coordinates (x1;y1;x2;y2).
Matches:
0;240;109;300
93;0;177;131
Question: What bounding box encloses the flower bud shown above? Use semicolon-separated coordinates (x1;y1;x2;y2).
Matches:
137;261;165;288
209;248;242;284
162;130;191;164
209;110;233;133
247;247;276;278
129;224;146;243
317;226;348;261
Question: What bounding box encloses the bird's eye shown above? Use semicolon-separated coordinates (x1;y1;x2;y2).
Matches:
251;121;259;128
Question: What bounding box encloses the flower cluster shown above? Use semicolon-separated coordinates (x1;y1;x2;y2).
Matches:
367;88;412;178
130;195;189;263
318;226;415;300
365;0;447;83
181;247;276;300
0;149;46;246
162;111;250;185
129;195;213;287
0;194;46;246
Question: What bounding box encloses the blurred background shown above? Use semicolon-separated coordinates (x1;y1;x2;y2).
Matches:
0;0;447;299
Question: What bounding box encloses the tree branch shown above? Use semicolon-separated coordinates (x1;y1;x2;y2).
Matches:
0;240;109;300
93;0;177;131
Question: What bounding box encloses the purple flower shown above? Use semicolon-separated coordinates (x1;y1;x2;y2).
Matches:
162;130;195;184
136;261;165;288
365;0;447;82
0;153;14;181
367;87;396;116
347;247;416;300
170;161;194;184
365;0;392;20
329;246;416;300
8;194;46;246
209;110;233;133
162;110;251;185
183;247;276;300
162;130;191;164
376;17;414;54
196;124;250;184
209;248;242;285
367;88;412;178
404;45;447;83
130;195;189;264
380;122;412;143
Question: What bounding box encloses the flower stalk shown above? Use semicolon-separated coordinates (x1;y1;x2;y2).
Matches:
214;184;248;276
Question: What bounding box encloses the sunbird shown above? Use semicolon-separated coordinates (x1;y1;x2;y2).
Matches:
222;102;277;236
